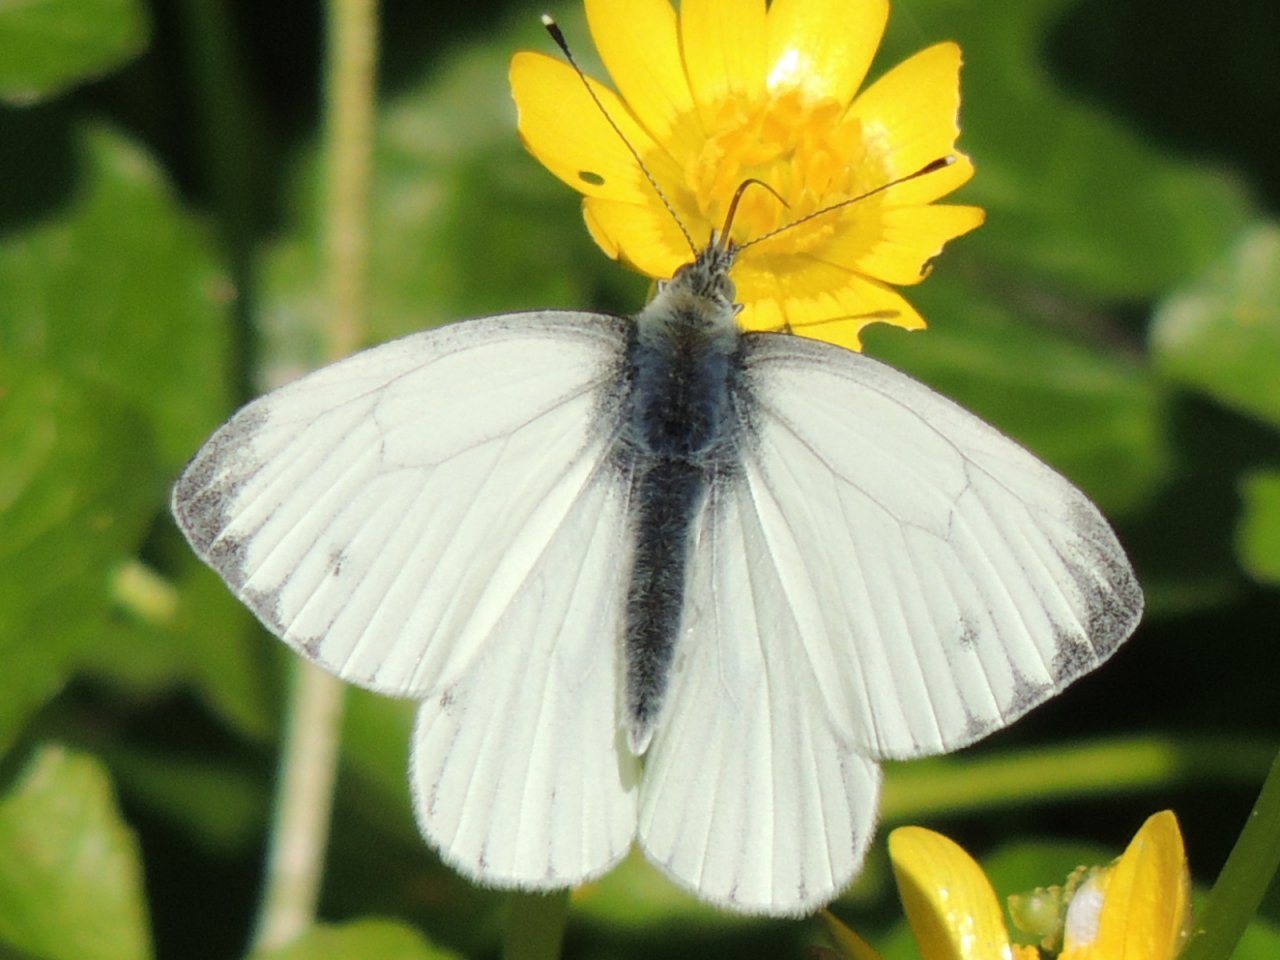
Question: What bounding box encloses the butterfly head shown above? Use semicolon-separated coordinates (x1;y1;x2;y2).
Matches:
642;174;759;337
641;237;744;343
664;238;739;305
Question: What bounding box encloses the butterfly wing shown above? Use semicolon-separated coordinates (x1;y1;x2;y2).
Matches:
408;462;641;887
729;335;1142;760
637;470;881;915
172;311;640;887
638;333;1141;914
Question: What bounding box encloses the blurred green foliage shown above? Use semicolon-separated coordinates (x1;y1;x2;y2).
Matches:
0;745;152;960
248;918;459;960
0;0;1277;958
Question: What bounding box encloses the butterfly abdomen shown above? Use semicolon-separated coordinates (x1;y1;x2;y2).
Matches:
624;459;704;752
620;289;745;754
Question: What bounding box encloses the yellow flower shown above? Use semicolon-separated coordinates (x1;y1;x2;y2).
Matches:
1058;812;1192;960
879;812;1191;960
510;0;985;351
887;828;1039;960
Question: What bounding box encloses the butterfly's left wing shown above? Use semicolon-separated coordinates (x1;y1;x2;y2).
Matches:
173;311;642;889
638;333;1141;915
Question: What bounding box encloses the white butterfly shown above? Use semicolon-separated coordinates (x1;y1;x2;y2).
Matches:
172;237;1141;916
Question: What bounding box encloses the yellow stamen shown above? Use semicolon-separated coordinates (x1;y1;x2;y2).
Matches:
681;90;882;253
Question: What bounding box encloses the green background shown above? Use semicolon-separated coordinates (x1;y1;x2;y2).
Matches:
1;0;1278;957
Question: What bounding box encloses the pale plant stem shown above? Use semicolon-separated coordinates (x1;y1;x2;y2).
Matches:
250;0;379;950
323;0;378;363
251;664;348;951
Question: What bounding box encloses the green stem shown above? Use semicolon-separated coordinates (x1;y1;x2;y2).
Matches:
880;735;1274;821
1179;747;1280;960
503;890;571;960
249;0;379;951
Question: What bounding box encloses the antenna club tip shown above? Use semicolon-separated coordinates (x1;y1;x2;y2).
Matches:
540;13;555;26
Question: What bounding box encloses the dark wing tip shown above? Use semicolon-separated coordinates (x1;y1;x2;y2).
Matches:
171;406;269;585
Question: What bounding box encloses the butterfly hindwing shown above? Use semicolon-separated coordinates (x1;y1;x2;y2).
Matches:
638;468;881;915
410;464;640;888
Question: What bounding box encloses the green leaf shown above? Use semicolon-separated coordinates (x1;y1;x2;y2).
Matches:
0;745;152;960
249;919;458;960
0;0;149;105
571;849;735;928
88;553;278;743
1151;223;1280;430
0;123;234;469
102;745;270;856
339;689;416;829
0;360;156;750
1238;469;1280;585
886;0;1252;299
1234;914;1280;960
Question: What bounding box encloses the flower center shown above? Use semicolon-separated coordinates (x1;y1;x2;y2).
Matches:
684;89;879;253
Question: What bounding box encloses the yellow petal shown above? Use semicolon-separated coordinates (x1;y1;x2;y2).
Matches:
829;203;986;285
765;0;888;102
877;152;976;209
820;909;888;960
888;827;1028;960
845;43;969;195
583;195;694;277
737;253;928;350
680;0;769;120
586;0;700;152
511;0;986;341
1062;811;1191;960
510;52;682;204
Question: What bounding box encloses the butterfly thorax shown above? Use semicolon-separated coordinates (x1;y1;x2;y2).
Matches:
626;242;742;461
620;245;747;754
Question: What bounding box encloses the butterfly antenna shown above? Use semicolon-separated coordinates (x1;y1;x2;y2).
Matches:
541;15;698;257
740;156;957;251
718;178;789;251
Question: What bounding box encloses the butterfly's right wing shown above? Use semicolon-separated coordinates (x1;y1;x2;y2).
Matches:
637;333;1142;915
172;311;639;888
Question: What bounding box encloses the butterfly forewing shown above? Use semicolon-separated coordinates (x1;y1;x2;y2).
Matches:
725;334;1142;760
173;312;630;700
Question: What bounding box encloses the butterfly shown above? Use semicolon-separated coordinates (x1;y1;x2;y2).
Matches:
172;226;1141;915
